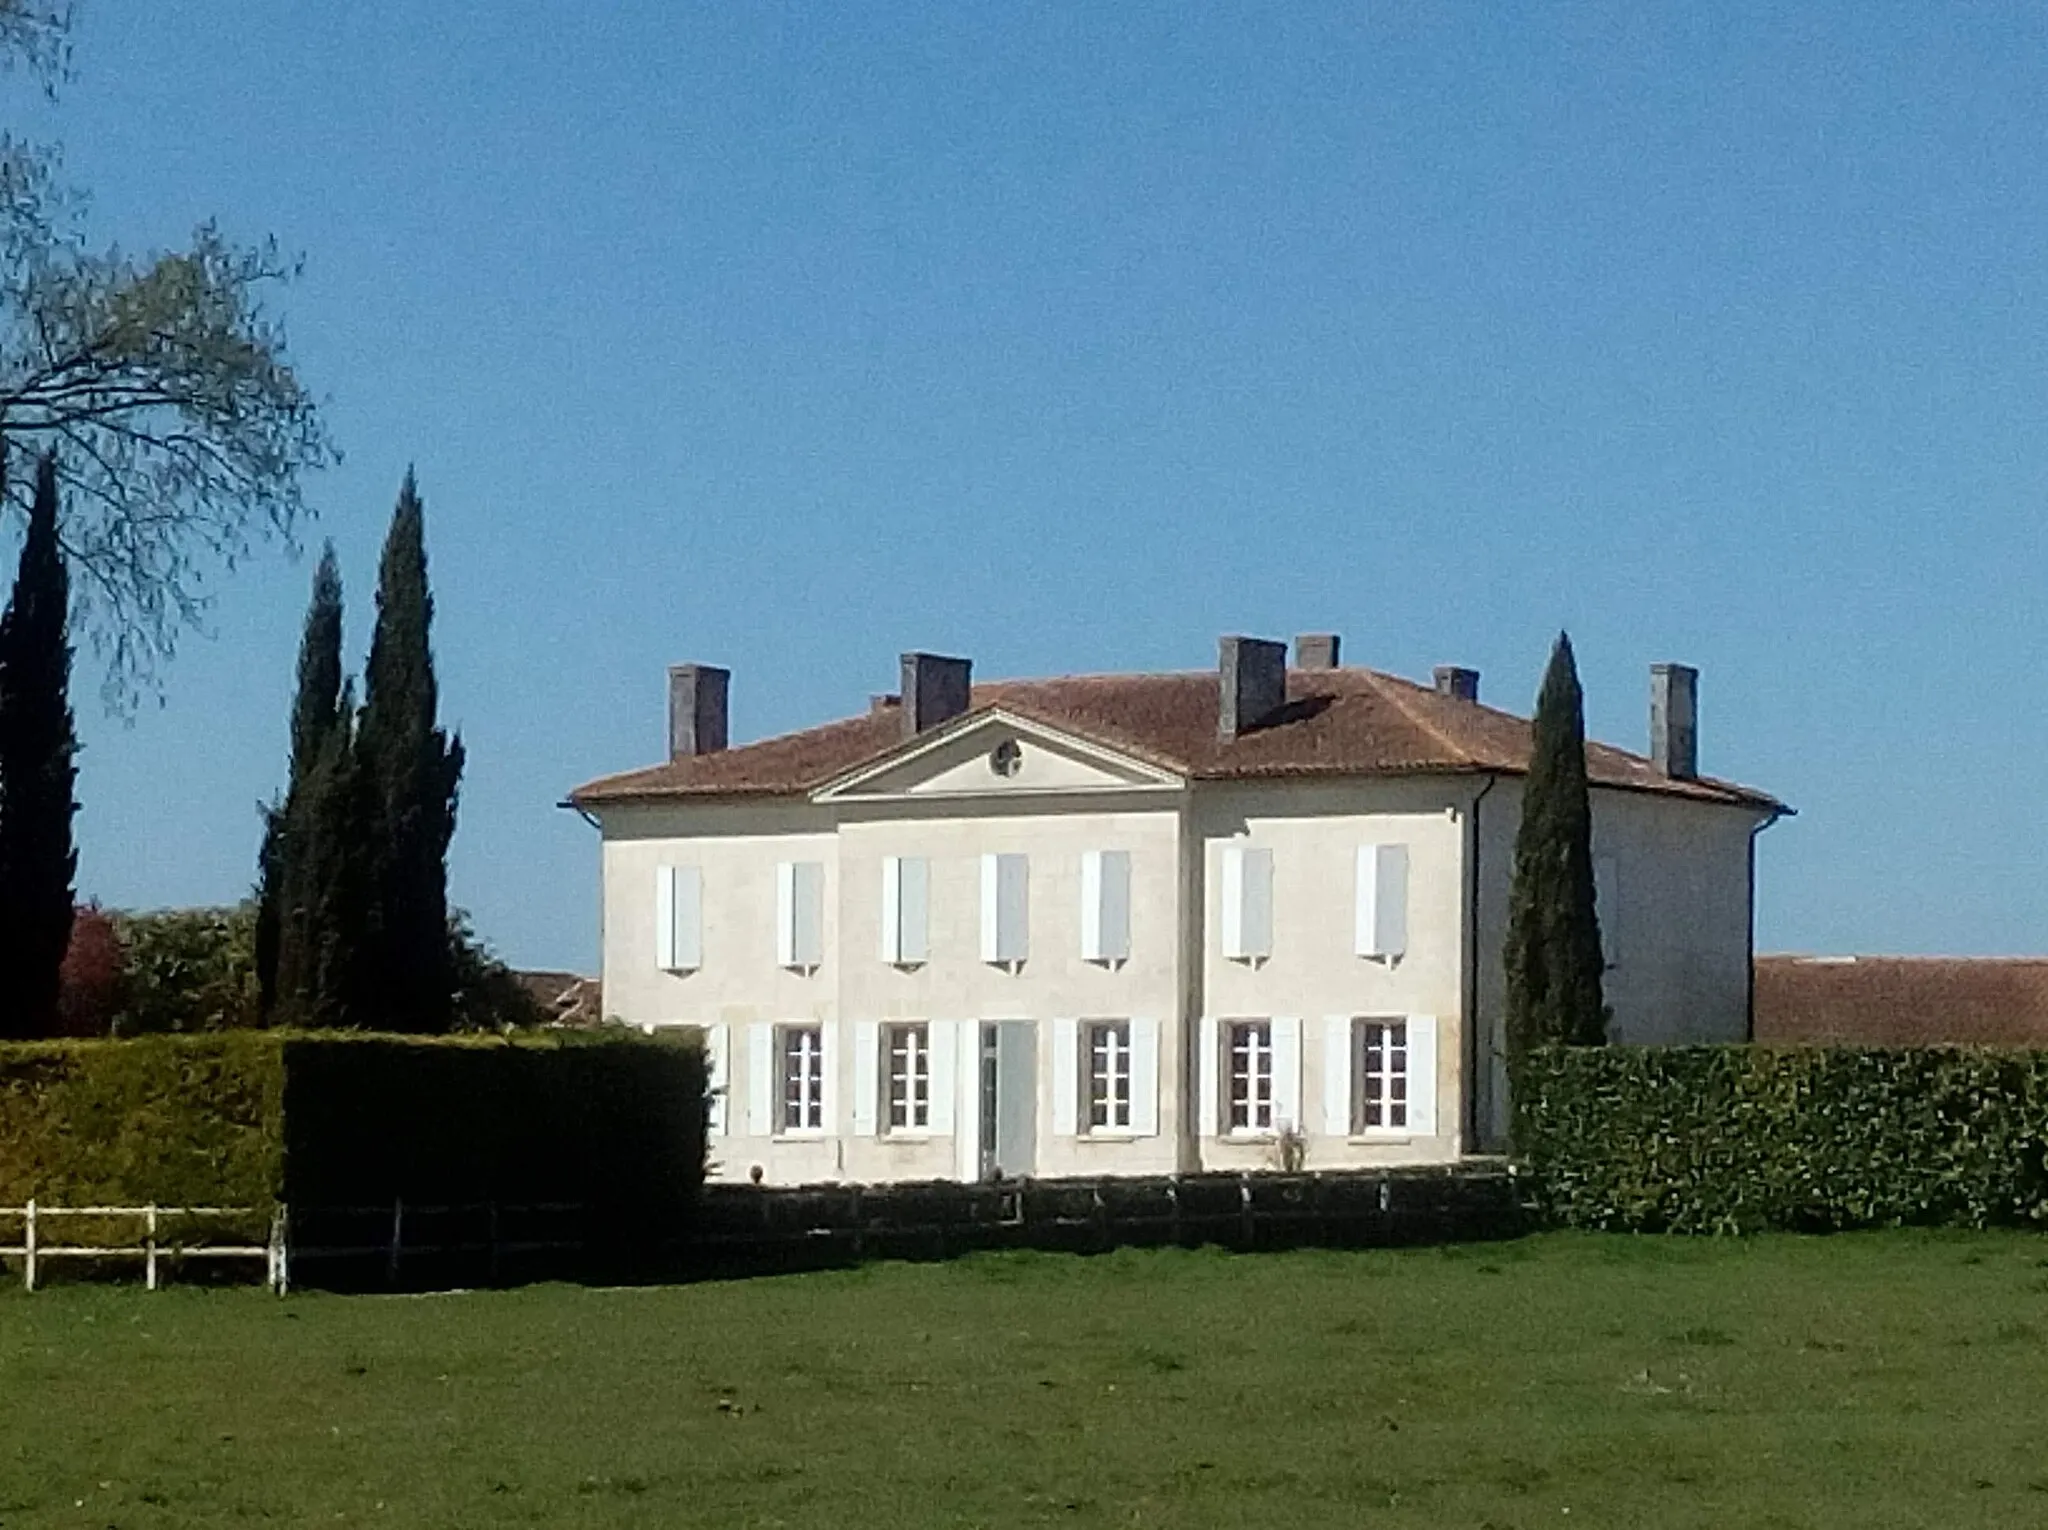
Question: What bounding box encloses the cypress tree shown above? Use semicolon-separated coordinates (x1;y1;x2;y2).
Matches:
1504;632;1608;1058
256;543;346;1022
0;454;78;1039
357;471;464;1033
272;680;375;1028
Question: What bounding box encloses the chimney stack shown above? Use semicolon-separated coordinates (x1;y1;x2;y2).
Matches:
1650;663;1698;779
1433;666;1480;703
900;652;972;738
1218;635;1288;739
1293;633;1341;670
668;663;730;760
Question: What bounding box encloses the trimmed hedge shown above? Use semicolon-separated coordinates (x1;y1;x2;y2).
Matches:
1516;1044;2048;1232
0;1030;708;1220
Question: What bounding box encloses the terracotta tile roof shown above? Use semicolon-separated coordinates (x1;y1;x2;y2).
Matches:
569;667;1784;811
513;969;602;1027
1754;956;2048;1046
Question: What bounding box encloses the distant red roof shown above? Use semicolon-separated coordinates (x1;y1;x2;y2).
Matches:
570;667;1783;812
1755;955;2048;1046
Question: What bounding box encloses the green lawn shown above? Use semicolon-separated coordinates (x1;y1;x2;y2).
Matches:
4;1232;2048;1528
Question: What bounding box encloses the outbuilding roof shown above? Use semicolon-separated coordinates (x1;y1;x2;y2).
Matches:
570;665;1784;812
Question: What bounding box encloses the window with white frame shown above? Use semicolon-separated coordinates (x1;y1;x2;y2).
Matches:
1353;1019;1408;1132
780;1023;824;1132
1086;1020;1132;1132
885;1022;931;1132
1226;1019;1275;1133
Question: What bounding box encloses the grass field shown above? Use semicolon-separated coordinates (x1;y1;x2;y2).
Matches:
4;1232;2048;1528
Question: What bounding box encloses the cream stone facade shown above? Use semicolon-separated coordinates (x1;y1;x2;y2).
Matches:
574;639;1787;1183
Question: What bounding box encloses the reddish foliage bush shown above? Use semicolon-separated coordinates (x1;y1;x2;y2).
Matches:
56;903;123;1037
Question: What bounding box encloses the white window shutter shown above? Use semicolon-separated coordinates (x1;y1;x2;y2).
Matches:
1220;845;1245;957
656;865;701;972
1322;1015;1351;1137
1130;1016;1159;1137
1229;847;1273;959
1197;1016;1220;1137
900;857;929;964
881;858;902;963
852;1020;879;1136
705;1023;730;1135
775;861;797;968
1375;845;1409;958
1595;855;1620;967
1080;851;1103;960
1052;1018;1079;1135
1272;1016;1302;1132
655;866;676;970
1100;851;1131;961
954;1024;982;1179
1357;845;1410;959
747;1022;775;1135
791;862;824;968
929;1018;957;1134
818;1019;839;1132
1407;1015;1438;1136
979;853;1001;963
998;854;1029;962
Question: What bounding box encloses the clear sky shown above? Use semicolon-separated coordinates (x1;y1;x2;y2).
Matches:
31;2;2048;969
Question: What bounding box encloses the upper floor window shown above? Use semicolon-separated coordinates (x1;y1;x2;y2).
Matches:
881;856;930;966
1227;1019;1275;1134
1355;843;1409;961
780;1023;824;1133
654;864;702;972
886;1022;931;1132
1080;850;1132;964
1220;845;1273;962
776;861;824;972
1086;1020;1133;1132
980;852;1029;969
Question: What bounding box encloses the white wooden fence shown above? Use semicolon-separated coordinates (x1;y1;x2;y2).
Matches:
1;1200;590;1292
0;1203;285;1291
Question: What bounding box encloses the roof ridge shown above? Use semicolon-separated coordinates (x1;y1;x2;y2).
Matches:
1356;669;1477;764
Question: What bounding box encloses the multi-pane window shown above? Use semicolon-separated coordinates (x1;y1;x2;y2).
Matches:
1086;1021;1132;1132
1354;1019;1409;1132
886;1023;931;1132
780;1024;824;1132
1227;1020;1275;1133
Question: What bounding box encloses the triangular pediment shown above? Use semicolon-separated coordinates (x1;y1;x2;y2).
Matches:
812;709;1185;803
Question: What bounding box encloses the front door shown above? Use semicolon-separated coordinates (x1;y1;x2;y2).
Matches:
978;1021;1037;1180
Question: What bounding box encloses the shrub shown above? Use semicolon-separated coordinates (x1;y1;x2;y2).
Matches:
109;904;261;1034
56;903;123;1036
0;1030;708;1223
1515;1044;2048;1233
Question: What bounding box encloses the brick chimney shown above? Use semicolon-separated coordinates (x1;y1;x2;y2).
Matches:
900;652;972;738
1293;633;1341;670
1650;663;1698;779
1433;666;1480;702
1218;635;1287;739
668;663;729;759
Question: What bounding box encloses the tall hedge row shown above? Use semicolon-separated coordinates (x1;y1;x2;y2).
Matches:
1516;1044;2048;1232
0;1030;708;1217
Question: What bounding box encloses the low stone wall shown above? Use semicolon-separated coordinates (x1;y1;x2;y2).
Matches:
688;1162;1526;1275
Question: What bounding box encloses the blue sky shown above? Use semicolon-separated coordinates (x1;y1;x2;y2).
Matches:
31;2;2048;968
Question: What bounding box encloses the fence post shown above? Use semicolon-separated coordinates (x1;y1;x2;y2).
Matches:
488;1202;501;1285
387;1197;404;1287
23;1199;34;1293
145;1204;159;1292
1239;1175;1255;1249
1168;1177;1182;1246
273;1205;292;1296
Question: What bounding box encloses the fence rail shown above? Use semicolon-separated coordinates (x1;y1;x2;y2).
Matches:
0;1203;283;1292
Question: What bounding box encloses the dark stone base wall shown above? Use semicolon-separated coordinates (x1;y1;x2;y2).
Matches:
686;1163;1527;1277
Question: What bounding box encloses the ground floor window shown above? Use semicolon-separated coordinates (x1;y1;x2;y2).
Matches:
1354;1019;1408;1132
781;1024;824;1132
1086;1020;1132;1131
885;1022;930;1131
1227;1019;1274;1133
